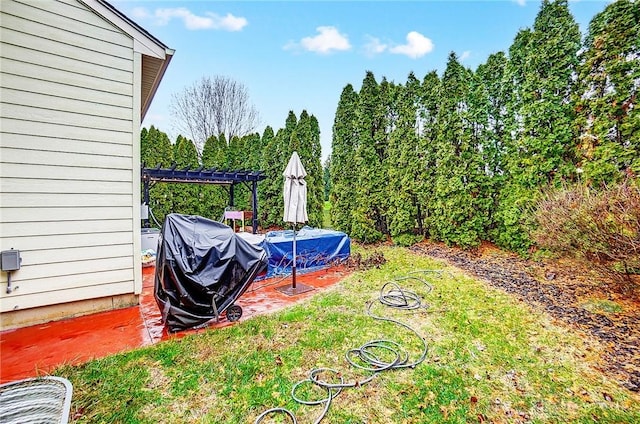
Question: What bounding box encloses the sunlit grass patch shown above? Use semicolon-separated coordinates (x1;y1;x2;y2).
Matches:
581;298;624;314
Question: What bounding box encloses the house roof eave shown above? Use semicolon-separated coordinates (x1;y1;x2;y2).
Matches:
81;0;174;119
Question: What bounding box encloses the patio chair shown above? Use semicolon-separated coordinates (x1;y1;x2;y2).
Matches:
0;376;73;424
223;209;245;232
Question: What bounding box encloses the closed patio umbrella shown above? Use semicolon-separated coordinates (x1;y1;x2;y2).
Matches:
277;151;314;295
283;151;308;225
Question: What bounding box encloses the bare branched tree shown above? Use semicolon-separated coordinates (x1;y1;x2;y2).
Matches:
170;75;260;154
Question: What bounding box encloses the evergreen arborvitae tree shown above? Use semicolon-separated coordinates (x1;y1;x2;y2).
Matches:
260;117;291;228
173;135;200;168
200;134;228;220
227;135;244;170
351;71;388;242
140;126;149;163
387;73;423;245
576;0;640;185
502;27;531;145
201;134;227;169
171;135;200;217
275;112;301;227
292;110;324;227
376;77;393;235
241;132;264;221
283;111;298;142
431;52;491;248
244;132;263;171
227;135;250;211
471;52;509;234
323;156;331;203
258;126;277;227
495;0;581;252
309;115;323;176
525;0;580;182
140;126;174;226
416;71;441;238
216;133;229;168
473;52;509;178
301;112;324;227
330;84;359;235
141;126;173;168
493;28;532;251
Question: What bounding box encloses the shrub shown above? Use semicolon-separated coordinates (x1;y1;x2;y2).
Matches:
491;187;537;254
532;177;640;287
349;209;385;244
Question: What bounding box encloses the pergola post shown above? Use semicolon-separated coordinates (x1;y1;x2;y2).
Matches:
252;180;259;234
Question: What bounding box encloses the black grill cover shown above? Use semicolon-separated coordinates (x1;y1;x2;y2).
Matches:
154;213;267;332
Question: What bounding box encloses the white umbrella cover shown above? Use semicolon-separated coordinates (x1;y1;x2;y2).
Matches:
283;151;308;224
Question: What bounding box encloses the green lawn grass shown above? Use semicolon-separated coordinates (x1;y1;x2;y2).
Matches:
57;246;640;423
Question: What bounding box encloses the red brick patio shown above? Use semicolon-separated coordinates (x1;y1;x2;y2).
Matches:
0;265;348;383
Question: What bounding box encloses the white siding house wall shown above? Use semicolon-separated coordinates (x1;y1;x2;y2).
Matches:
0;0;147;328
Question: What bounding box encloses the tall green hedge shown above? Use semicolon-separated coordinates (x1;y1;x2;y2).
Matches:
328;0;639;254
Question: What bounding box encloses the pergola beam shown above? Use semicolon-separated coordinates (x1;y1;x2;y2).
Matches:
143;167;266;183
141;166;267;233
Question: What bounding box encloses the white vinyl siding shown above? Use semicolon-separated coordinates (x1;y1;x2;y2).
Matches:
0;0;138;313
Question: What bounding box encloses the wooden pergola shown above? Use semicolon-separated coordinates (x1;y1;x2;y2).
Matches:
141;165;267;234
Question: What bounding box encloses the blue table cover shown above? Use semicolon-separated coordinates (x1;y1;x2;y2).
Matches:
259;226;350;278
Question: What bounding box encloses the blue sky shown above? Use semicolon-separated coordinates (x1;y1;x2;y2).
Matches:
113;0;611;161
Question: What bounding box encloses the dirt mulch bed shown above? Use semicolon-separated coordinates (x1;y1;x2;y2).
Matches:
410;242;640;392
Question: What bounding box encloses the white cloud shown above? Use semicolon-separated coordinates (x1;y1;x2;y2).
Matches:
513;0;527;6
290;26;351;54
130;7;150;19
389;31;434;59
459;50;471;62
153;7;247;31
364;35;387;56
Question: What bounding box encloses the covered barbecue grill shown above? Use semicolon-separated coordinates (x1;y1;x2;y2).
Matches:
154;213;268;332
